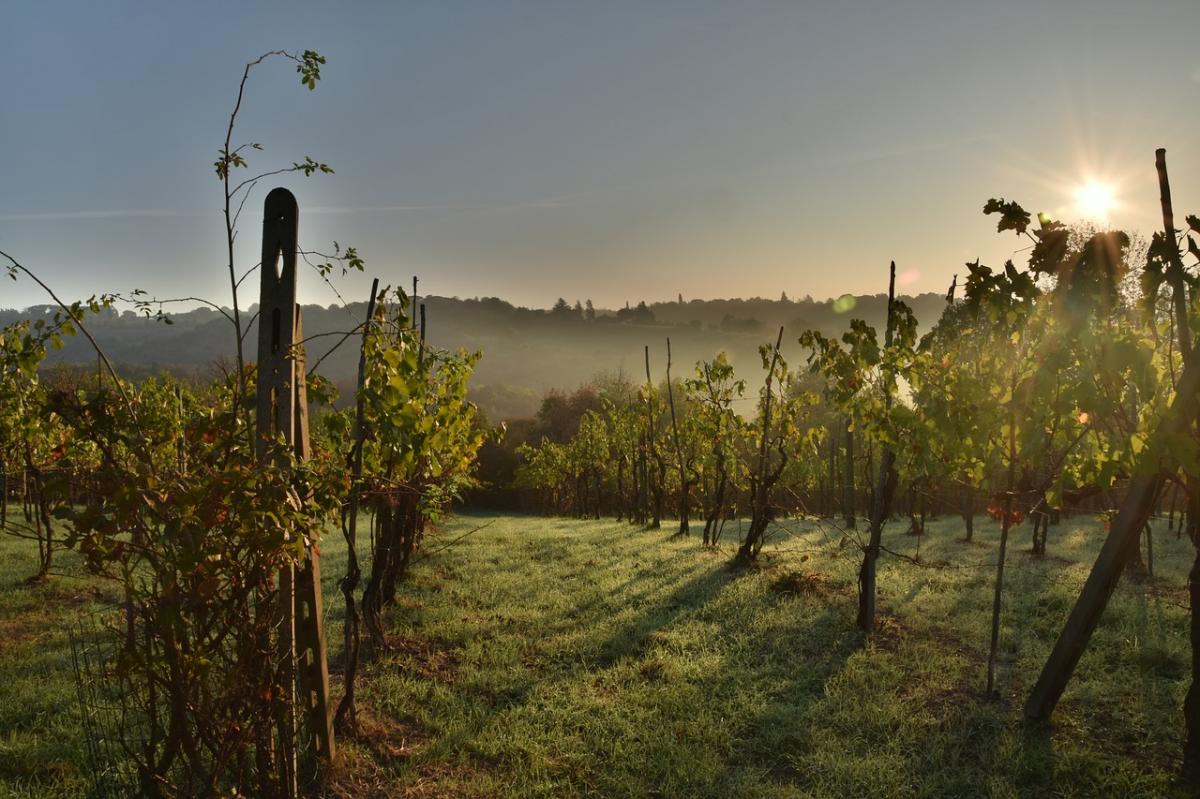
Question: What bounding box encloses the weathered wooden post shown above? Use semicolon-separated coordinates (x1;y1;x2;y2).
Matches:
255;187;335;791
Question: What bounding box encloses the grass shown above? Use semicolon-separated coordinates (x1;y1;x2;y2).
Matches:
0;511;1194;797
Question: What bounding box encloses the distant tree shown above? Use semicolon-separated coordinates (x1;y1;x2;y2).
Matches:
533;386;601;443
551;297;571;317
678;292;684;304
573;300;584;317
781;291;789;302
615;301;656;324
585;299;596;320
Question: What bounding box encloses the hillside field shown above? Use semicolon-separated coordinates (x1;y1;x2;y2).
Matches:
0;512;1193;798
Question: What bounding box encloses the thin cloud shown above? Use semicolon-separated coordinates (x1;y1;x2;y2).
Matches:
305;203;461;214
0;195;574;223
305;197;572;215
0;209;203;222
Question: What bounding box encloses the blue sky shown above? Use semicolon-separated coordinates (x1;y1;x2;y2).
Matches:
3;1;1200;310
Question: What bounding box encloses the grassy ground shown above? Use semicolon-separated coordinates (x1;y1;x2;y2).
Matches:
0;512;1194;797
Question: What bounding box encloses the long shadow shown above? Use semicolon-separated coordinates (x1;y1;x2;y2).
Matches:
588;560;742;669
339;532;746;788
698;607;1062;797
510;537;724;643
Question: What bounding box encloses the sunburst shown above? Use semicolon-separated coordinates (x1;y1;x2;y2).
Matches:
1072;181;1116;222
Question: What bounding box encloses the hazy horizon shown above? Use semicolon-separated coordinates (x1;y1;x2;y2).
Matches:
0;287;943;316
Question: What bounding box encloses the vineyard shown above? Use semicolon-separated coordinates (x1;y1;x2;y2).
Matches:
4;49;1200;799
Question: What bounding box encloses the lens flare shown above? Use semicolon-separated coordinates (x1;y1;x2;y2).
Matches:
1073;181;1116;221
833;294;856;314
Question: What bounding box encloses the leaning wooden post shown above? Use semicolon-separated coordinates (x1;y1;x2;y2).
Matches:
1024;150;1200;728
1024;333;1200;721
255;188;335;786
1024;357;1200;719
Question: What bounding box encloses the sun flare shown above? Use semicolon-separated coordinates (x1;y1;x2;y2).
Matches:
1073;181;1116;221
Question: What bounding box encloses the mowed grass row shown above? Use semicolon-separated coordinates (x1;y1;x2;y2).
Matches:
1;512;1193;797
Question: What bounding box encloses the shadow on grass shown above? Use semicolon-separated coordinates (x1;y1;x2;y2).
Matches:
590;560;743;669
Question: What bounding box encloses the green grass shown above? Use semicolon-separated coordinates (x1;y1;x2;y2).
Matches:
1;512;1194;797
0;535;109;799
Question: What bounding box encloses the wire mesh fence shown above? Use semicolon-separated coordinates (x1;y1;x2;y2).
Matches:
68;612;140;798
67;603;324;797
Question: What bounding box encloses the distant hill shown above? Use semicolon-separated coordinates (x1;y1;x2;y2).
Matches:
2;292;949;421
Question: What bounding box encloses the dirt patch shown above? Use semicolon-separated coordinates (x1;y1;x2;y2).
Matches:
768;570;847;600
354;707;429;761
339;755;498;799
871;612;988;669
323;707;431;798
326;704;498;797
872;611;908;648
384;633;462;684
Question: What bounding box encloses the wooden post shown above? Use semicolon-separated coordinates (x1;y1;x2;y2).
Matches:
255;188;335;786
1156;149;1190;359
411;275;419;330
1025;339;1200;719
418;302;427;371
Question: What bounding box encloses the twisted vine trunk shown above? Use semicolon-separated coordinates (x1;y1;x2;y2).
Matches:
363;491;424;641
704;441;729;546
736;327;785;563
644;346;663;529
857;263;898;633
335;278;377;732
666;338;690;537
965;484;980;541
843;417;856;529
987;370;1019;697
24;448;53;580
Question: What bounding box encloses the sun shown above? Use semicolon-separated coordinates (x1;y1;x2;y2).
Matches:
1073;181;1116;221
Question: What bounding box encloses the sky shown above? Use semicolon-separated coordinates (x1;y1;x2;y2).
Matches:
3;0;1200;311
